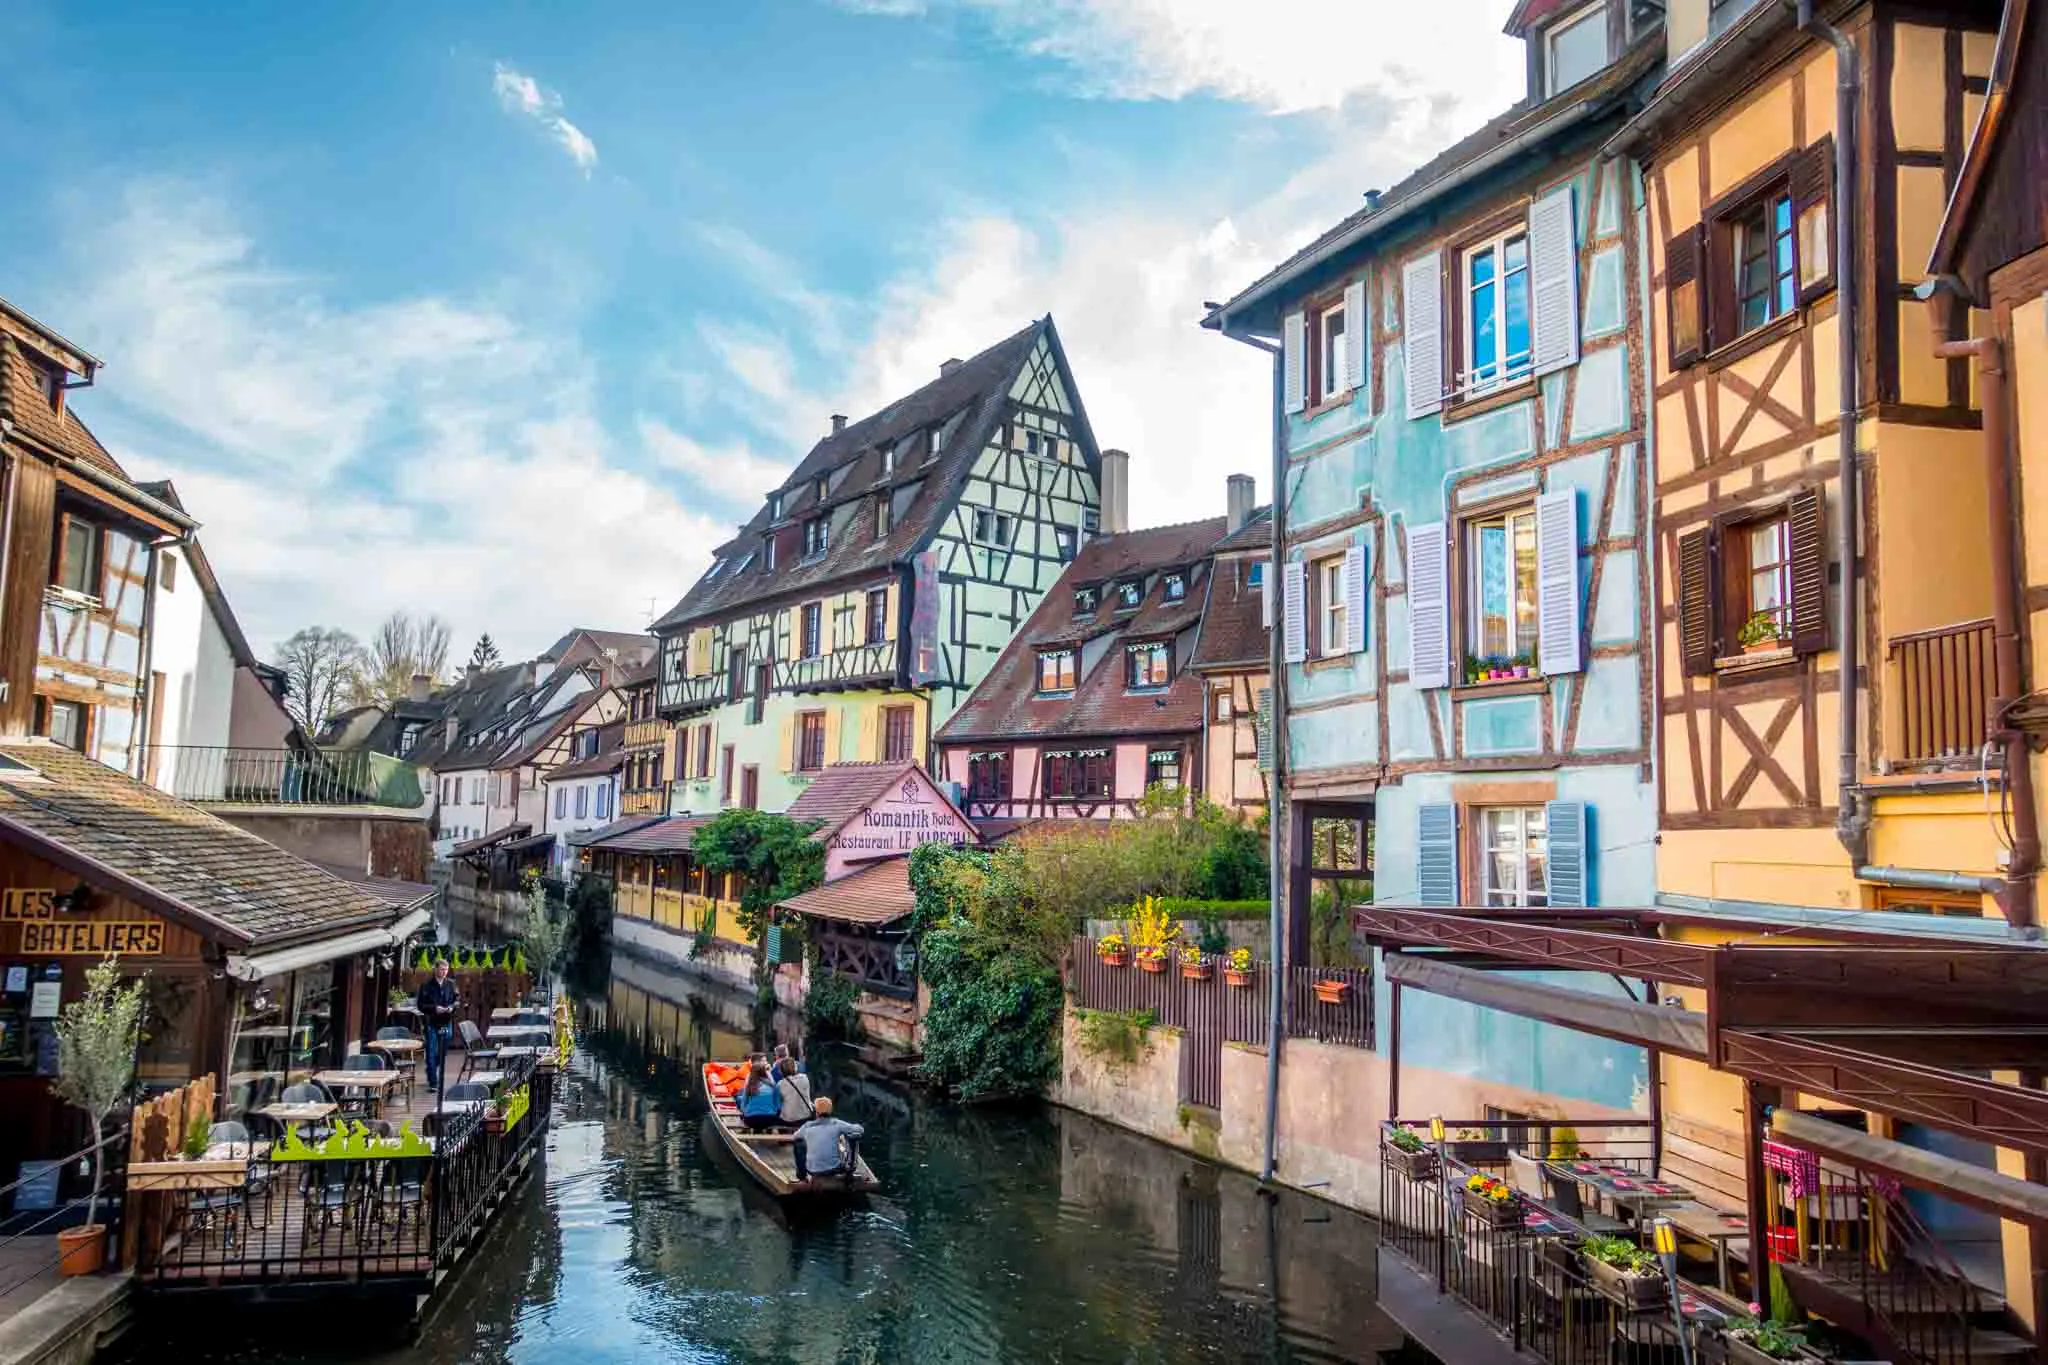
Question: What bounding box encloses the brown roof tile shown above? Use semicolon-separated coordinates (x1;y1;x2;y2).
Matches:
585;815;709;854
1189;558;1269;671
0;335;131;480
0;739;399;948
780;855;913;926
785;761;926;838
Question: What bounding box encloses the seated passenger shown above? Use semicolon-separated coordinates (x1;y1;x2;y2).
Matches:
792;1097;864;1184
776;1064;815;1123
739;1062;782;1131
769;1042;805;1083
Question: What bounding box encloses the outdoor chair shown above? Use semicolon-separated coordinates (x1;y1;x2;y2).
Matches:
184;1120;263;1243
457;1020;500;1081
279;1082;337;1143
362;1121;429;1237
338;1051;389;1118
374;1026;419;1102
301;1160;357;1245
442;1082;491;1104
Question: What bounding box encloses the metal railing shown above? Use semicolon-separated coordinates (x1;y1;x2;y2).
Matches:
0;1124;129;1294
144;746;425;808
1889;618;1996;768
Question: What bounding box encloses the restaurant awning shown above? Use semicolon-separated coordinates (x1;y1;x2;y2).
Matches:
1384;952;1710;1059
225;905;433;982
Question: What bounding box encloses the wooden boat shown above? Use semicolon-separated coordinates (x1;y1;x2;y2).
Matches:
701;1063;879;1198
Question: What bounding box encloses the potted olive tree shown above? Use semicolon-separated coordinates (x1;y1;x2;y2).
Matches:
50;957;147;1275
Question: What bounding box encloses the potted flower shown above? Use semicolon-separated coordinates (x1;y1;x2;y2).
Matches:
1461;1173;1524;1227
1135;944;1170;974
1738;611;1784;656
50;957;147;1276
1179;946;1212;981
1578;1233;1667;1309
1382;1126;1440;1182
1096;933;1128;968
1512;654;1533;680
1312;977;1350;1005
1706;1305;1813;1364
1223;947;1254;988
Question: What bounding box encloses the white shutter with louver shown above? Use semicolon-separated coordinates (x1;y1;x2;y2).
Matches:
1406;521;1449;689
1343;279;1367;393
1344;544;1366;655
1255;687;1275;772
1402;253;1444;419
1283;311;1307;415
1260;569;1272;629
1528;184;1581;377
1282;561;1308;664
1417;804;1459;906
1536;489;1582;675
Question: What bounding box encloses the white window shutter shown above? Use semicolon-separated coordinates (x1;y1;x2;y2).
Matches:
1529;184;1581;377
1282;311;1307;415
1536;489;1582;675
1402;253;1443;419
1344;544;1366;655
1418;804;1459;906
1343;279;1367;393
1282;561;1308;664
1406;522;1449;689
1260;569;1273;629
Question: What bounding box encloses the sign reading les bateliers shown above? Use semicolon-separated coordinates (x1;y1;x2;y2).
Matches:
2;887;167;955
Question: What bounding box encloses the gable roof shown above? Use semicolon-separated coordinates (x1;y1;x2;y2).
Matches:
785;760;975;841
583;815;710;854
1927;0;2040;296
0;738;403;949
544;722;626;781
936;517;1232;744
1211;505;1274;555
781;854;914;926
1188;552;1269;672
401;662;540;769
651;318;1090;633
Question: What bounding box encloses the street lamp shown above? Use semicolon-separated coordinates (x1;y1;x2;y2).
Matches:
1430;1116;1449;1291
1652;1216;1695;1365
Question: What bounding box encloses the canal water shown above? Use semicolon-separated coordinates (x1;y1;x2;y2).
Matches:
131;952;1437;1364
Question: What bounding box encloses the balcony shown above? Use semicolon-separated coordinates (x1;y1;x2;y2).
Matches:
145;746;425;809
1887;618;1996;769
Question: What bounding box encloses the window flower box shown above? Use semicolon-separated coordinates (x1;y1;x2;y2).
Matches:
1312;978;1350;1005
1460;1175;1524;1227
1382;1136;1440;1183
1582;1250;1667;1309
1180;952;1212;982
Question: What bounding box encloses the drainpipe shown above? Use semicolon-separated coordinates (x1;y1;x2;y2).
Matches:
1793;0;1868;866
0;430;16;719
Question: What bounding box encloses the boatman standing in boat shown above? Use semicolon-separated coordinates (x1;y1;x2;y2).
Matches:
792;1097;863;1186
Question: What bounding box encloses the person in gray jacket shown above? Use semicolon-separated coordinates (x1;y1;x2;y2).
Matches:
792;1097;862;1184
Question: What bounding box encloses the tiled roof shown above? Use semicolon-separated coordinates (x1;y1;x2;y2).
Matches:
568;813;664;848
540;628;657;667
399;663;535;768
545;722;625;781
936;518;1229;744
785;761;924;838
780;855;913;926
1212;505;1274;554
313;863;439;909
585;816;709;854
0;739;398;949
1188;557;1269;671
450;824;530;856
650;319;1067;633
0;336;128;482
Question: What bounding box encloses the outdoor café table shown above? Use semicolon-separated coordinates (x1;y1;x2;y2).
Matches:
493;1045;544;1061
367;1037;423;1058
487;1024;551;1042
490;1007;522;1021
311;1068;406;1117
1663;1204;1750;1290
1548;1160;1693;1223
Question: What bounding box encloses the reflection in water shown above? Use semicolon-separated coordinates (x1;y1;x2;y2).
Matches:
129;953;1435;1364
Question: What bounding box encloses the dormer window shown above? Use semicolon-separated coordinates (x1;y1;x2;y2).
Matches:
765;537;778;572
815;476;829;503
768;491;785;521
875;493;893;540
925;428;943;463
803;516;830;559
881;447;896;478
1036;649;1077;695
1074;585;1098;615
1164;572;1187;602
705;557;725;582
1125;641;1170;691
1115;578;1143;610
1544;1;1608;95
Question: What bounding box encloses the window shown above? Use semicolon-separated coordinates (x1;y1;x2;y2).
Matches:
1460;228;1532;394
56;517;100;596
1115;578;1143;610
1317;555;1348;658
1732;191;1796;336
1212;688;1234;722
1055;526;1077;562
721;744;736;805
597;785;612;819
1074;585;1098;615
882;706;915;763
696;724;714;778
1709;0;1764;38
728;648;748;702
1083;508;1101;536
1146;748;1183;791
1478;806;1549;907
160;552;177;592
1672;142;1834;366
797;711;826;771
967;750;1009;800
1164;571;1186;601
815;476;829;503
455;777;464;804
43;699;86;752
748;663;770;725
1025;430;1041;456
575;786;589;819
1246;561;1265;588
1729;509;1792;646
765;536;778;572
1463;505;1540;664
554;788;567;820
768;491;784;521
1871;888;1983;917
1044;436;1063;462
866;588;890;645
803;516;830;559
881;447;896;478
1037;649;1077;694
1043;749;1112;800
972;509;1013;546
1545;2;1607;95
1314;299;1348;403
399;726;418;757
1125;641;1170;690
741;765;759;809
925;428;943;462
800;603;822;659
1677;487;1825;672
876;494;893;539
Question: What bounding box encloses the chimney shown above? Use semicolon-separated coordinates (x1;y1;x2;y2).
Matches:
830;414;848;434
939;357;963;378
408;672;432;704
1362;188;1383;212
1226;474;1256;534
1099;449;1130;535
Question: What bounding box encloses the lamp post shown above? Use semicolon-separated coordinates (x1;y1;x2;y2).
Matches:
1430;1115;1448;1291
1653;1216;1695;1365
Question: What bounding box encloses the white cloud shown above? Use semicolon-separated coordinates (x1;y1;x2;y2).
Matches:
492;62;599;174
638;418;794;513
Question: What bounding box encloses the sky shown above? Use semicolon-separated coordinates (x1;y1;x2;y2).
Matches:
0;1;1524;663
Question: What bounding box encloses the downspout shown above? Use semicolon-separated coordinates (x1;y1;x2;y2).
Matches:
0;430;16;718
1793;0;1869;866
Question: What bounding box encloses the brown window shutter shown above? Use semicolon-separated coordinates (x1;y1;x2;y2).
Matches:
1790;137;1836;304
1704;217;1739;354
1666;225;1706;369
1678;526;1717;675
1787;485;1828;654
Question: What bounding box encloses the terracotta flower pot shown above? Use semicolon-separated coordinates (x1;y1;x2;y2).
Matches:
1098;947;1128;968
1313;979;1350;1005
1743;639;1781;656
1181;960;1212;981
57;1225;104;1277
1138;956;1167;975
1224;968;1253;988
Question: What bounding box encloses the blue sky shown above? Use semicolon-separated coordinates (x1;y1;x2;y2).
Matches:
0;0;1523;661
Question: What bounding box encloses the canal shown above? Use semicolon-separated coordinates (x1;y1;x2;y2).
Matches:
131;953;1438;1364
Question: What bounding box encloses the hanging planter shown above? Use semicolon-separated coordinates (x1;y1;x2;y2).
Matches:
1179;951;1212;981
1096;936;1128;968
1224;968;1253;988
1137;951;1168;975
1313;978;1351;1005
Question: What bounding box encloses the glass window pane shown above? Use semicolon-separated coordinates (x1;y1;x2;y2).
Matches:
1547;6;1607;92
1505;265;1531;373
1512;511;1540;657
1472;279;1498;379
1477;521;1509;656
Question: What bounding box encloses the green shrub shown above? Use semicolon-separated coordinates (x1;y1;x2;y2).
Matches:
804;955;861;1040
1075;1007;1156;1066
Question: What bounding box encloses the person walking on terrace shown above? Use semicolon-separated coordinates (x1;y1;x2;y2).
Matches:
416;958;460;1093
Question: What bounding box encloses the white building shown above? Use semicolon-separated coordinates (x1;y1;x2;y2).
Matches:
540;725;623;875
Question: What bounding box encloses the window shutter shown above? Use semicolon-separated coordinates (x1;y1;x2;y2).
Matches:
1344;544;1367;654
1282;561;1308;665
1255;687;1275;772
1283;311;1307;415
1665;225;1706;369
1260;569;1272;629
1677;526;1718;675
856;707;878;762
1705;221;1740;354
1343;279;1367;392
1417;804;1459;906
1402;253;1444;418
1536;489;1582;675
884;582;899;642
1545;800;1588;907
1788;485;1828;655
778;714;796;771
1406;521;1450;690
1791;137;1836;304
1528;184;1581;377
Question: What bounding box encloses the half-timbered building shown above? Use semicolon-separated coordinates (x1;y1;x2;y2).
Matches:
650;317;1105;819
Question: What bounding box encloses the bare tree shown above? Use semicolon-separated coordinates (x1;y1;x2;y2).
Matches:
350;611;453;705
275;627;367;732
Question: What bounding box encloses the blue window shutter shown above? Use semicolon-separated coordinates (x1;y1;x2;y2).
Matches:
1417;804;1458;906
1546;800;1589;907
